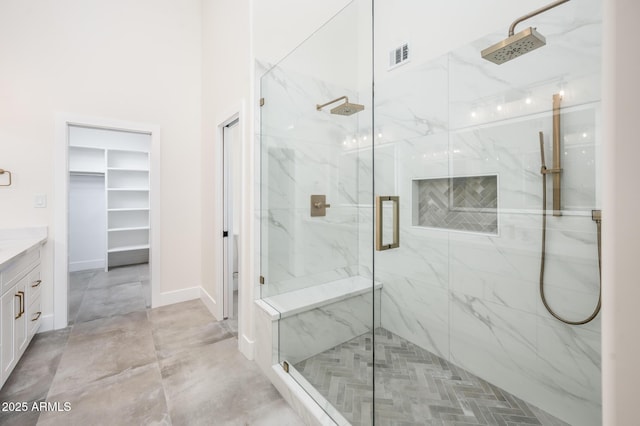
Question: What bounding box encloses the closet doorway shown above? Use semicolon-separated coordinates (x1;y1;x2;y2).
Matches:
68;126;151;324
222;118;240;321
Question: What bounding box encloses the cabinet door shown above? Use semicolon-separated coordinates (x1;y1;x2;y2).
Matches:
1;289;17;380
14;280;28;355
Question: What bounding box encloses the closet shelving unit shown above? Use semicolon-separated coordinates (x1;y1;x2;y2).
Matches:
106;149;150;269
69;145;150;270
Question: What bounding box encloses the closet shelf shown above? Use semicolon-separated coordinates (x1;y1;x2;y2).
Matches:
69;145;105;151
108;226;150;232
107;167;149;172
107;208;149;212
70;170;105;175
108;244;150;253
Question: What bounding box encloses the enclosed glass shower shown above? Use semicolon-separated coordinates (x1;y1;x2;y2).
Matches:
260;1;601;424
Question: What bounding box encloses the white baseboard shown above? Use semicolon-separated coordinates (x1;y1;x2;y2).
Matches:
200;286;221;320
38;314;55;333
239;333;255;360
156;286;200;307
69;259;104;272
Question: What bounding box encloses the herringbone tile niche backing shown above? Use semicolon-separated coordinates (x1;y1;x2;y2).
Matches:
414;175;498;234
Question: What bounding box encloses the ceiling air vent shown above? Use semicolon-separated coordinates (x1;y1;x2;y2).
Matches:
389;42;410;70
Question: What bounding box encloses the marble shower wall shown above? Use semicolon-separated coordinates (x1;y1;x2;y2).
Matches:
372;2;602;425
260;60;371;297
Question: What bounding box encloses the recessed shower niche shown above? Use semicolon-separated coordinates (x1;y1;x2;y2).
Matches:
411;174;498;234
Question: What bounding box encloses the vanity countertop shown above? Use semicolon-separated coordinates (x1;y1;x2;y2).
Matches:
0;227;48;269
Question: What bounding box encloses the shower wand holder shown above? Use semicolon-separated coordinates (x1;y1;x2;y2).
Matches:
541;166;562;175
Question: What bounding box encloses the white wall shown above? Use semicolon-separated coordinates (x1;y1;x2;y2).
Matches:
602;0;640;425
252;0;351;67
69;175;106;271
0;0;203;321
201;0;252;353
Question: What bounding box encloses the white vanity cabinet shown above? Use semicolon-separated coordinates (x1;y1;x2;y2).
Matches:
0;242;44;388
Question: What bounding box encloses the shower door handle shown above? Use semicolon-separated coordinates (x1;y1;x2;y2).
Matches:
375;196;399;251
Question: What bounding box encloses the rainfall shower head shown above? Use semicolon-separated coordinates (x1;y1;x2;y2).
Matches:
481;0;570;65
316;96;364;116
481;27;546;65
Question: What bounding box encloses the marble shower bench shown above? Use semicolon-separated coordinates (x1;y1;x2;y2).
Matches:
256;275;382;366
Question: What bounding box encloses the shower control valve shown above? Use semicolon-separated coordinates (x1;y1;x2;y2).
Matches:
310;195;330;217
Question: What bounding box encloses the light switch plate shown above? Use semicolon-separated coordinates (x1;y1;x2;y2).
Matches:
34;194;47;208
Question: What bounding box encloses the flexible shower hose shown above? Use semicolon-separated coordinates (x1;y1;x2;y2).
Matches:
539;132;602;325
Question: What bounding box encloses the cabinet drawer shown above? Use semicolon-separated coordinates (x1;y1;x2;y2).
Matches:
26;265;42;303
1;247;40;296
27;294;41;338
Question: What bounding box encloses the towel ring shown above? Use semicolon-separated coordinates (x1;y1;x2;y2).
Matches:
0;169;12;187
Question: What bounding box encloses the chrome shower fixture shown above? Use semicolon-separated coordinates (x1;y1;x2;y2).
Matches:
481;0;570;64
316;96;364;116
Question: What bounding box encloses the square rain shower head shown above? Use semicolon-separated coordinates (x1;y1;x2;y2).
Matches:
330;102;365;116
481;27;546;64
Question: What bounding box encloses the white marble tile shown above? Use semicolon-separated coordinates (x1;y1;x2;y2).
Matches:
451;264;538;314
260;65;364;145
266;266;360;297
262;207;359;291
449;292;540;405
448;0;602;130
448;104;600;215
374;55;449;142
263;275;380;319
374;228;449;289
535;317;601;426
271;366;339;426
279;291;378;364
378;272;449;359
254;300;279;369
395;133;451;194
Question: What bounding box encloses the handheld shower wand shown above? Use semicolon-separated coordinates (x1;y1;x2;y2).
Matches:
538;128;602;325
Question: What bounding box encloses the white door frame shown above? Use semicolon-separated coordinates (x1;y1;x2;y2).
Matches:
54;114;161;329
217;112;240;321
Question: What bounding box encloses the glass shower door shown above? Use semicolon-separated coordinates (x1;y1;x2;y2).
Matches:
259;1;375;423
372;1;602;425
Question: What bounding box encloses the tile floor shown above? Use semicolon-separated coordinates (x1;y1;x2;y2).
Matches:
0;265;303;426
295;328;569;426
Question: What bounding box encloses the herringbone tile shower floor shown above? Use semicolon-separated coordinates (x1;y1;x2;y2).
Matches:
295;328;569;426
